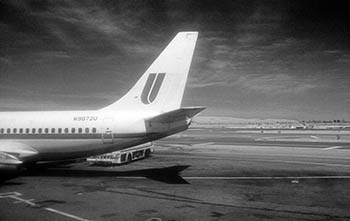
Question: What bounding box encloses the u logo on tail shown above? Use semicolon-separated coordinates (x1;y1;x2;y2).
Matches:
100;32;198;111
141;73;166;104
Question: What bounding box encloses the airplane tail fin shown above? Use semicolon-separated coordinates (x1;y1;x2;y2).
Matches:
100;32;198;113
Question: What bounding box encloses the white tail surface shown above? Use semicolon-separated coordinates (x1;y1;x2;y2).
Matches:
101;32;198;113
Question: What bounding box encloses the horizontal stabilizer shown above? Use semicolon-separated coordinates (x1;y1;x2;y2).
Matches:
148;106;206;123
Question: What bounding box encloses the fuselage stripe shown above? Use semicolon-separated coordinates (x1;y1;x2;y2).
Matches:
0;133;148;140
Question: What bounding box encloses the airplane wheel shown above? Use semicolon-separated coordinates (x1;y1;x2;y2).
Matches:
145;149;151;157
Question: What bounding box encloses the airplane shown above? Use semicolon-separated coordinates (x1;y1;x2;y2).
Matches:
0;31;205;173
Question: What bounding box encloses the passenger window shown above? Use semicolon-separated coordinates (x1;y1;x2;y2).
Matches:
58;128;62;133
51;128;55;133
38;128;42;133
85;128;89;133
0;128;3;134
13;128;17;133
32;128;36;134
26;128;30;134
92;128;96;133
7;128;10;133
78;128;82;133
45;128;49;133
71;128;76;133
19;128;23;134
64;128;69;133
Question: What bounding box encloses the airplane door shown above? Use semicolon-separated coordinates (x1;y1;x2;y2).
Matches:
101;118;114;144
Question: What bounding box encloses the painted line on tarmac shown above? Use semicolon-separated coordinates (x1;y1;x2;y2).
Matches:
183;176;350;180
108;175;350;180
194;142;215;146
254;136;295;141
0;192;91;221
0;192;21;198
160;152;350;161
11;195;36;206
324;146;343;150
44;208;91;221
255;159;350;168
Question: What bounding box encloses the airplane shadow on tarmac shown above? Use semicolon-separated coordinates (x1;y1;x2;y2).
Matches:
0;164;191;185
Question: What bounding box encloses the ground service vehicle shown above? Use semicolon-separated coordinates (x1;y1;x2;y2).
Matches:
86;142;153;165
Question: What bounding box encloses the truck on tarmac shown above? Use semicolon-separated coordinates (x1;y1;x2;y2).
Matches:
86;142;154;165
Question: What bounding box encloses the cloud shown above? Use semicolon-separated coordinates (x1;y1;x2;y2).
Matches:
1;0;350;119
188;13;348;99
336;55;350;63
234;73;318;94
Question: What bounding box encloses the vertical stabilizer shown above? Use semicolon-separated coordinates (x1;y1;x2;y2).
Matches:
101;32;198;113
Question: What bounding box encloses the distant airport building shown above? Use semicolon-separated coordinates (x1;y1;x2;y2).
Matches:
192;116;305;129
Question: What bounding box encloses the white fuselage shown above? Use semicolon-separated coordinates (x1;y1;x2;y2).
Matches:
0;110;188;163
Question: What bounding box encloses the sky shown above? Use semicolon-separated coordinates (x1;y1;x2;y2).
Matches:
0;0;349;120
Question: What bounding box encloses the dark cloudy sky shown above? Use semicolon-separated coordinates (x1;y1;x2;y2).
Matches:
1;0;349;120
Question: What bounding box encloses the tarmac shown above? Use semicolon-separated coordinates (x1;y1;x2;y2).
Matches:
1;128;350;221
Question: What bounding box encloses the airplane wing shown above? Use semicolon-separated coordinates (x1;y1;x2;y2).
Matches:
0;152;23;165
0;142;38;165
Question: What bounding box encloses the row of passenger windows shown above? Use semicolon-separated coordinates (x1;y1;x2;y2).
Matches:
0;128;97;134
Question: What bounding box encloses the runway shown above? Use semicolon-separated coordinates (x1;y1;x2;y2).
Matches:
1;128;350;221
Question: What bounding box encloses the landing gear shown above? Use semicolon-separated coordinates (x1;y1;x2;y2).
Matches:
127;154;132;163
145;149;151;157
